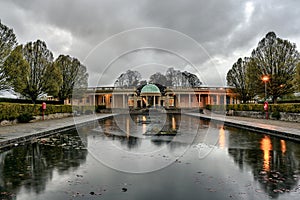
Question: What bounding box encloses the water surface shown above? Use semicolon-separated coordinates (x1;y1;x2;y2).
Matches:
0;114;299;199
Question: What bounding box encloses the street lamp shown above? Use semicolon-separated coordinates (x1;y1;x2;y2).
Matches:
262;75;269;120
262;75;269;100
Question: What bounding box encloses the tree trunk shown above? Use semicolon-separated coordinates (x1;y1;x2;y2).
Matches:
272;96;277;104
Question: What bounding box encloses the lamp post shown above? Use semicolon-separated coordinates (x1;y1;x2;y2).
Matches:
262;75;269;120
262;75;269;100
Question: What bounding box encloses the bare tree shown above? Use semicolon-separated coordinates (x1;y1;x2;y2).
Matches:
149;72;167;86
165;67;202;87
114;70;142;88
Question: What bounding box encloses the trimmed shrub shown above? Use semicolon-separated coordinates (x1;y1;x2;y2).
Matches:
271;110;281;120
206;103;300;113
0;103;72;121
72;105;96;114
0;98;64;104
85;110;93;115
96;105;106;113
17;113;34;123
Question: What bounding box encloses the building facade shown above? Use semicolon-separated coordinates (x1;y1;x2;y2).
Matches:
68;84;239;109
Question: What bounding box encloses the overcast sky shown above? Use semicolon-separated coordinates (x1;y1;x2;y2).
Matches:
1;0;300;87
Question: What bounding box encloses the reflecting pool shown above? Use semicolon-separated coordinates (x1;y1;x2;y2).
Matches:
0;114;299;200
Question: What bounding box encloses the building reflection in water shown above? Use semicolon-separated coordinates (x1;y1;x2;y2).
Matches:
142;123;147;134
142;115;147;122
280;139;286;154
218;125;226;149
228;128;300;198
260;135;272;172
172;116;176;131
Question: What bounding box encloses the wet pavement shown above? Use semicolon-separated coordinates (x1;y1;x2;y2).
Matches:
0;114;113;149
187;112;300;141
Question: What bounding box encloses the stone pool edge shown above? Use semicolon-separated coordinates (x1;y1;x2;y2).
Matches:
186;113;300;142
0;114;114;150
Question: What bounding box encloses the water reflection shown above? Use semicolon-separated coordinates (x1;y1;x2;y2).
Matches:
281;140;286;154
96;114;182;149
0;131;87;197
0;116;300;199
218;125;226;149
261;135;272;171
172;116;176;131
87;114;198;173
227;128;300;198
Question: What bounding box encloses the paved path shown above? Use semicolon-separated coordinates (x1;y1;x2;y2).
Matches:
187;112;300;142
0;114;113;149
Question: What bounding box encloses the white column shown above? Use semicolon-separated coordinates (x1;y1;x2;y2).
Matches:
188;94;191;107
178;94;181;107
153;96;156;107
93;93;95;106
198;94;201;107
122;94;125;108
134;95;137;108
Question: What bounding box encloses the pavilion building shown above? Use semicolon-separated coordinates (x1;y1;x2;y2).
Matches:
68;84;239;109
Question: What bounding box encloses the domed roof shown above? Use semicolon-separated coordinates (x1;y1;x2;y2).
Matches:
140;84;160;94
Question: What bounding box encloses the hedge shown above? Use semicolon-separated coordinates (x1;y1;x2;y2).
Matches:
0;103;73;121
206;103;300;113
73;105;97;114
0;97;64;104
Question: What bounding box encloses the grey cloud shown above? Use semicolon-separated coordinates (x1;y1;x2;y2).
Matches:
1;0;300;86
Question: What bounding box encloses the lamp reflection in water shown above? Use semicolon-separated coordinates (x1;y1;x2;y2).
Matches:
172;116;176;131
142;124;147;134
218;125;226;149
260;135;272;171
141;116;147;134
142;116;146;122
280;139;286;154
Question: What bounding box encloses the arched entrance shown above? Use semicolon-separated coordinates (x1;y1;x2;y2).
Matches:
140;84;162;107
